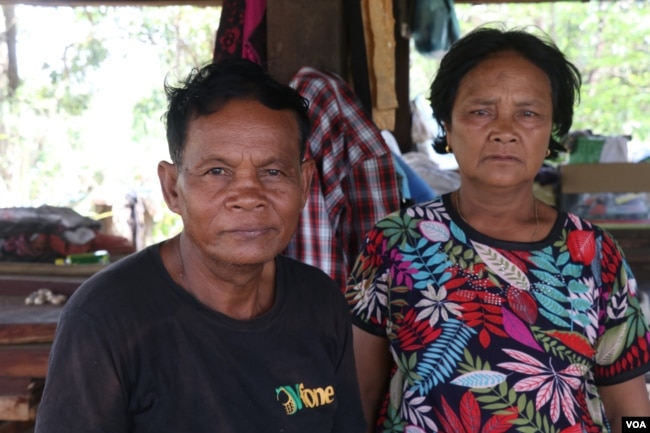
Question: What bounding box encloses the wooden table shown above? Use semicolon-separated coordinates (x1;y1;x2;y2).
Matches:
0;296;62;422
0;263;102;424
605;227;650;286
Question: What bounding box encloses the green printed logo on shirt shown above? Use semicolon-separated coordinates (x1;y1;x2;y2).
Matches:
275;383;335;415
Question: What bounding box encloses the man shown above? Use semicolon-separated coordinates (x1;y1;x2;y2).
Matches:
35;58;366;433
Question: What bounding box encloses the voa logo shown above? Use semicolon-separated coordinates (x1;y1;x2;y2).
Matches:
622;417;650;432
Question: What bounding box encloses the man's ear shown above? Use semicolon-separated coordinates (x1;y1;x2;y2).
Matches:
158;161;181;215
299;158;315;210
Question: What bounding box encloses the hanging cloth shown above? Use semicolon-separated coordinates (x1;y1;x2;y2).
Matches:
361;0;399;130
213;0;267;66
285;67;402;291
410;0;460;56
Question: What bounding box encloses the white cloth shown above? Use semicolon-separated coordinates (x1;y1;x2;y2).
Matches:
401;151;460;195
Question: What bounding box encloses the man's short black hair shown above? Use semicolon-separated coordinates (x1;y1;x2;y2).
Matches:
164;58;311;165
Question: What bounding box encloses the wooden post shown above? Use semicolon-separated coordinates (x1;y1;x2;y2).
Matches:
266;0;347;85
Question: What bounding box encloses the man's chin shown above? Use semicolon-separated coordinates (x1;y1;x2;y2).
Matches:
213;251;278;269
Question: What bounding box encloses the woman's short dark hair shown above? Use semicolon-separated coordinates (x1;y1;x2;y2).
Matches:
164;58;311;165
430;24;582;158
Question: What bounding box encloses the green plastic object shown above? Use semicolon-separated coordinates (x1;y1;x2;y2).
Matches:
64;250;110;265
569;136;606;164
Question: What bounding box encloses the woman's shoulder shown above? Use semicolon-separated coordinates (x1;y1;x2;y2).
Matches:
563;212;616;237
377;195;447;223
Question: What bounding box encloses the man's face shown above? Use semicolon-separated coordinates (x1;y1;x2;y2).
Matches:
159;99;313;269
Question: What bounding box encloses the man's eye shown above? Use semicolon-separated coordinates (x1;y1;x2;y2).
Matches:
522;111;537;117
267;169;281;176
208;168;225;175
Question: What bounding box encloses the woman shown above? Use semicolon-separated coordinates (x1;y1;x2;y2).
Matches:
346;26;650;433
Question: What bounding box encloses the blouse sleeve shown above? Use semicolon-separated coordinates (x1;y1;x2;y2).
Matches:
593;230;650;386
345;225;392;338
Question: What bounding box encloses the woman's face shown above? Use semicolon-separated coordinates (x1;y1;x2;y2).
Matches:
445;50;553;190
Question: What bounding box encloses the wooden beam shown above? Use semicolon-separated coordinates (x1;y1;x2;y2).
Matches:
0;0;587;5
560;163;650;194
0;0;220;5
392;0;412;153
455;0;588;2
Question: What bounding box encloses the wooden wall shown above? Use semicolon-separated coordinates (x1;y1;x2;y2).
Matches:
266;0;413;152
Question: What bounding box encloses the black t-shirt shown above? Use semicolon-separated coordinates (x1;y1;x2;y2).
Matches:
35;244;365;433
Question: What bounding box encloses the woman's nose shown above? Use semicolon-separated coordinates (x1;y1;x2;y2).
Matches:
489;117;517;143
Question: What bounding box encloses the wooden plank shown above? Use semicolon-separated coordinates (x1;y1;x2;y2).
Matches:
0;262;104;278
560;163;650;194
0;277;82;297
0;324;57;346
0;345;51;379
0;421;34;433
0;378;42;422
0;297;61;345
0;262;100;296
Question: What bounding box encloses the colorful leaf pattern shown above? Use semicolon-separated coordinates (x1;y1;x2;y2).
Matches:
346;196;650;433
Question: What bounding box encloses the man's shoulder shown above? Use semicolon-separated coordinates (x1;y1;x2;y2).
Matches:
277;255;338;287
277;255;346;307
64;245;162;311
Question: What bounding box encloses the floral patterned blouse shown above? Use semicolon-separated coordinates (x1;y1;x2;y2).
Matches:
346;193;650;433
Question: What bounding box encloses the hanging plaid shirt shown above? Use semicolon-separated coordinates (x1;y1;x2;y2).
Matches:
285;67;401;291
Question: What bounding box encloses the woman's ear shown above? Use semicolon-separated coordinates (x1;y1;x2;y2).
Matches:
443;123;453;151
158;161;181;215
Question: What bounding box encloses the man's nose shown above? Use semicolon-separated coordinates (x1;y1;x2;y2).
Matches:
224;173;268;211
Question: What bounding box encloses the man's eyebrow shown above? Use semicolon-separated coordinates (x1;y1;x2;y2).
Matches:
464;97;497;105
463;98;546;107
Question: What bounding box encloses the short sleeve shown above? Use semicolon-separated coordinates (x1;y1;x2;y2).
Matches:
35;307;129;433
593;232;650;386
345;225;392;338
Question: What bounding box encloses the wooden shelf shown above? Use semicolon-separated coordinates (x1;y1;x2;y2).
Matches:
0;262;105;278
0;378;42;422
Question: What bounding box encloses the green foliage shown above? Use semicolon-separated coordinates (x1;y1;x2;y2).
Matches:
132;87;167;141
153;207;183;241
0;4;220;244
42;8;110;115
410;0;650;144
